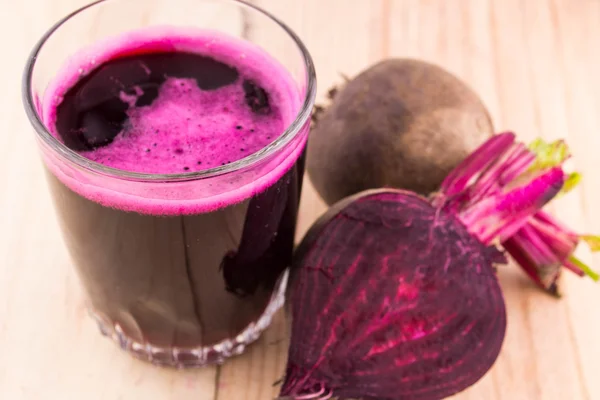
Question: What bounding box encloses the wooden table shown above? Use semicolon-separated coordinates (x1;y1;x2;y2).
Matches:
1;0;599;399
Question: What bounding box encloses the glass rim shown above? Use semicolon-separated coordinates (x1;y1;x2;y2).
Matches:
22;0;316;182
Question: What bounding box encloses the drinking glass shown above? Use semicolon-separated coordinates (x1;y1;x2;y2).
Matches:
22;0;316;367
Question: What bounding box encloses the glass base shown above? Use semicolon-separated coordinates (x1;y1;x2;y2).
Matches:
90;271;288;368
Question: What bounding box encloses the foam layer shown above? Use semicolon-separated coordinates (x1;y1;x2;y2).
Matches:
40;27;309;215
78;76;285;173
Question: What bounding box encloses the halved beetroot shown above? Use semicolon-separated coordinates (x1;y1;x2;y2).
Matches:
280;133;598;399
281;190;507;400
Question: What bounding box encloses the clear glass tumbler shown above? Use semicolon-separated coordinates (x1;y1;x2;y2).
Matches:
23;0;315;367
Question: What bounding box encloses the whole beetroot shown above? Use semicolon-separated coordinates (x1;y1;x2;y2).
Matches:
307;59;493;206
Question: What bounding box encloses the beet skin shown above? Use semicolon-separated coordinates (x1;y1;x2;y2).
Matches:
307;59;494;206
282;190;507;400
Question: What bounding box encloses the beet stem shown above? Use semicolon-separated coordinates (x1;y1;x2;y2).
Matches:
439;133;599;293
500;149;537;184
567;256;599;281
518;225;562;267
476;142;527;192
528;215;578;259
459;167;565;244
439;132;516;197
563;257;587;277
503;237;556;294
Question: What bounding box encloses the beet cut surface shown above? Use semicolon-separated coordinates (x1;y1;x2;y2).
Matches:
282;190;507;400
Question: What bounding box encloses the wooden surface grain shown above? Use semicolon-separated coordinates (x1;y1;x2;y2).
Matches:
1;0;599;399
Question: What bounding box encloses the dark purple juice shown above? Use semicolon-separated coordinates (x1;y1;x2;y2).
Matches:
41;30;307;366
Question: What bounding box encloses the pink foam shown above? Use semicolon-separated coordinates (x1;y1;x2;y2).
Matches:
84;77;285;174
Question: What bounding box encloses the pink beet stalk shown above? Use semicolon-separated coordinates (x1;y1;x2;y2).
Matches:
503;211;599;295
436;133;599;295
439;132;516;198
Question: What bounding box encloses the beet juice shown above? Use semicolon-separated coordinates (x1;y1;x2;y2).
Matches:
25;20;314;367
